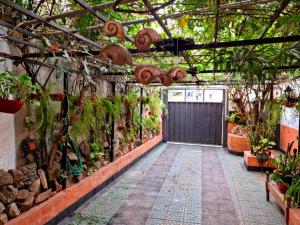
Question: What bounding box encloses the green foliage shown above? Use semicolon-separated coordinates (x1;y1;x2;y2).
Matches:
69;97;95;141
271;142;299;185
87;142;105;174
35;94;55;135
252;138;276;153
0;71;36;100
285;177;300;205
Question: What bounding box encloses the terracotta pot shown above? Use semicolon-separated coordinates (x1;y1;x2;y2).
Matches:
50;93;65;101
277;182;288;193
29;93;43;100
106;96;114;101
91;96;97;103
28;141;37;151
0;98;24;114
118;126;125;132
256;151;270;163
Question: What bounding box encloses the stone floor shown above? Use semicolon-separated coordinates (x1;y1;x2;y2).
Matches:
58;143;284;225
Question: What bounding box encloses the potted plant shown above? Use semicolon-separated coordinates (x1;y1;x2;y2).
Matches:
285;176;300;205
252;138;276;163
0;71;34;114
271;142;299;193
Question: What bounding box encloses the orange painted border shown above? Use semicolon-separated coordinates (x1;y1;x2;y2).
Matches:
280;124;298;153
7;134;163;225
290;208;300;225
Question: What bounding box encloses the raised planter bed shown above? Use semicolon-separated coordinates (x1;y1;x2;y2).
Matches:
266;172;293;225
244;150;276;171
290;209;300;225
6;134;162;225
227;122;238;133
227;133;251;155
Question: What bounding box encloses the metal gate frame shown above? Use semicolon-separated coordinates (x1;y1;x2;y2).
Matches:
162;87;228;146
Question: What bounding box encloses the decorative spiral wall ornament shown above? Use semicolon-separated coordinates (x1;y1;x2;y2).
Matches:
103;21;125;40
167;67;187;82
134;28;163;52
134;65;165;85
100;44;132;65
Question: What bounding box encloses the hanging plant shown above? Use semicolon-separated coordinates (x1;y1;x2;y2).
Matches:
0;71;35;114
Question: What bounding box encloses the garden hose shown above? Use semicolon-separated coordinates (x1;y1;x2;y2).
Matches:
58;138;83;177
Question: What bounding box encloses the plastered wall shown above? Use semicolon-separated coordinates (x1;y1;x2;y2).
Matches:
0;26;16;170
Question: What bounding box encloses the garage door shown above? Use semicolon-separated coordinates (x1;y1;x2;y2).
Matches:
165;89;224;145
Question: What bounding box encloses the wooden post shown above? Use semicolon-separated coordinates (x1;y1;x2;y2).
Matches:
266;171;270;201
139;88;143;143
61;72;69;190
109;82;116;162
286;196;291;225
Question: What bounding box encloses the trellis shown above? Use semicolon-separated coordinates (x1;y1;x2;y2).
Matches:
0;0;299;84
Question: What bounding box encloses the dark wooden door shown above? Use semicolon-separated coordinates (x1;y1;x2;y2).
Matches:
167;102;223;145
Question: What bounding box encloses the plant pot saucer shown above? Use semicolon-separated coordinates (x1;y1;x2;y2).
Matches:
0;98;24;114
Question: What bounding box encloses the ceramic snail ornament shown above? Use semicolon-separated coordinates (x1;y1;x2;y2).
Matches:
134;28;163;51
134;65;165;85
100;44;132;65
167;67;187;82
103;21;125;41
159;73;173;86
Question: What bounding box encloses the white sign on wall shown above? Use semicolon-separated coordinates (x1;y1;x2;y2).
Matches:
168;90;185;102
186;90;204;102
204;90;223;103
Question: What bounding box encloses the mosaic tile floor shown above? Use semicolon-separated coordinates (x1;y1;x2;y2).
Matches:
58;143;284;225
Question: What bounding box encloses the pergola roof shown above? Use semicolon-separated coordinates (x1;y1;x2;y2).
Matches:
0;0;299;85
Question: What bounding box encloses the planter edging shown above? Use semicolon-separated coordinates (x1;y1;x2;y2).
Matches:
7;134;163;225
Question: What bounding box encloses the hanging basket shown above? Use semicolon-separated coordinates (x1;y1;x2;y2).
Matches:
50;93;65;101
0;98;24;114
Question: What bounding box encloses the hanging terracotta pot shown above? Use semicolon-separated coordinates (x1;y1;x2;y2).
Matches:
0;98;24;114
134;65;164;85
134;28;162;51
27;140;37;151
48;43;61;52
103;20;125;40
29;93;43;100
100;44;132;65
50;93;65;101
90;95;97;103
167;67;187;82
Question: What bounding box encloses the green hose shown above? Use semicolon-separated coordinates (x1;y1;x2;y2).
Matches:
58;138;83;176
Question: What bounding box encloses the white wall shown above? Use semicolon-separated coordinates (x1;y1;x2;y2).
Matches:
0;25;16;170
281;107;299;129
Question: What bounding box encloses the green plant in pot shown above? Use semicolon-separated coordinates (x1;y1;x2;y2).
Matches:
252;138;276;164
0;71;35;113
271;141;299;193
285;176;300;205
